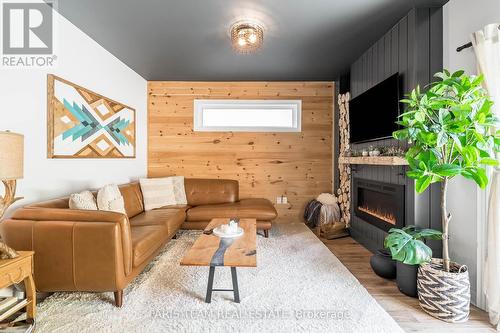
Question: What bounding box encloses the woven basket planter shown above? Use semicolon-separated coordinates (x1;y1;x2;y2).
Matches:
417;258;470;323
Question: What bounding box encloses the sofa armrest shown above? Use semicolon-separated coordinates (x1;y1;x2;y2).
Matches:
1;208;133;290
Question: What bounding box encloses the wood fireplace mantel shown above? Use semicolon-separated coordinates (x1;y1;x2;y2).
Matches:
339;156;409;166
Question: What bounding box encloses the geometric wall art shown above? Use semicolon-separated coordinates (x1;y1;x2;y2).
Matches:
47;74;136;158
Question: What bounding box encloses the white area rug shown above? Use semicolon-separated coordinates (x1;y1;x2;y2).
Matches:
36;224;403;333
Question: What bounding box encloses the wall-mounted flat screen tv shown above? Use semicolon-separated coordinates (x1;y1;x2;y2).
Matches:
349;73;400;143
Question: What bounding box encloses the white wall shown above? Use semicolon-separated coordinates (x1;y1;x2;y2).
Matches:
0;5;147;214
443;0;500;307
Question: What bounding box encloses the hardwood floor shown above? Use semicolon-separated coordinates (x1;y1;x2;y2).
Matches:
321;236;494;332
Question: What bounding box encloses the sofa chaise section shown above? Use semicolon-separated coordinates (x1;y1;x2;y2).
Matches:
182;179;277;237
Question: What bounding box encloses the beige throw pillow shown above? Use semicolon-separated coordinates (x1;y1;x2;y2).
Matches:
169;176;187;205
97;184;126;214
69;190;98;210
139;178;177;211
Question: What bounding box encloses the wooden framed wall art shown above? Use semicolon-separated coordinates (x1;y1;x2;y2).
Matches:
47;74;136;158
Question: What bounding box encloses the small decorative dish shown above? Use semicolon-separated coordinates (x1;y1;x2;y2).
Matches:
213;226;244;238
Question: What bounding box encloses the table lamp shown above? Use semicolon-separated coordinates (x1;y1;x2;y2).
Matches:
0;131;24;258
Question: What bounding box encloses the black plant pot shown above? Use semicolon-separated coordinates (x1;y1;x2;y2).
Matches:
370;249;396;279
396;261;419;297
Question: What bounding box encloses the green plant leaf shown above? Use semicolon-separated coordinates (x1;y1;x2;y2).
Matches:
471;74;484;86
393;129;409;140
407;170;424;179
449;133;463;150
413;228;443;240
415;175;432;193
418;161;428;171
418;131;437;145
401;226;442;240
462;146;479;165
434;71;448;80
436;132;448;147
411;88;417;100
438;108;450;123
401;225;418;233
432;164;462;177
468;167;489;189
462;168;488;188
384;227;435;265
480;158;499;166
415;112;425;122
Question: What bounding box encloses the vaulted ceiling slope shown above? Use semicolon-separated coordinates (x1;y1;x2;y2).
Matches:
56;0;448;81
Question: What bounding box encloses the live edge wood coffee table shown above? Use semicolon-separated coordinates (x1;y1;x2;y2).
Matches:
180;218;257;303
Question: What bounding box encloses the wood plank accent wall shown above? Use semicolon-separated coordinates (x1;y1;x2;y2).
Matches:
147;82;334;223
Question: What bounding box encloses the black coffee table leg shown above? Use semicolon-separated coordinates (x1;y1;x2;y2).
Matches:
231;267;240;303
205;266;215;303
205;266;240;303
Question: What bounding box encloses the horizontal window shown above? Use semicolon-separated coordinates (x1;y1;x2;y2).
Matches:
194;100;301;132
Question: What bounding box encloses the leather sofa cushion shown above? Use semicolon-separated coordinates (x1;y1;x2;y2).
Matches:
119;183;144;218
184;178;239;206
186;198;277;222
164;210;186;235
130;209;176;227
131;225;168;267
130;208;186;235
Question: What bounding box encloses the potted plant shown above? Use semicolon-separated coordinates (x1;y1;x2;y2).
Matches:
370;249;396;279
393;70;500;322
384;226;442;297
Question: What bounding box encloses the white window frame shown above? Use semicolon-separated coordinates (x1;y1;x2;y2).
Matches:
193;99;302;132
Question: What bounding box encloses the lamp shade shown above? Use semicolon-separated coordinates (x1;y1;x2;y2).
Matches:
0;131;24;180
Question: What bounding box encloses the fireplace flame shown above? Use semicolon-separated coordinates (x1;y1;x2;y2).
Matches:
358;206;396;225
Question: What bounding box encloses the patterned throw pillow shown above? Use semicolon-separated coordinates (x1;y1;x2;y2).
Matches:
69;190;98;210
139;178;177;211
97;184;126;214
169;176;187;205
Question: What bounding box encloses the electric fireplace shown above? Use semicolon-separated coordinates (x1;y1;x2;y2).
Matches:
353;178;405;232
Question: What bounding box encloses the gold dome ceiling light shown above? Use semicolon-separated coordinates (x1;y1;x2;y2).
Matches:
230;21;264;54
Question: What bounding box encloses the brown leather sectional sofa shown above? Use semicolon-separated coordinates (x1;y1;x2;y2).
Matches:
0;178;277;307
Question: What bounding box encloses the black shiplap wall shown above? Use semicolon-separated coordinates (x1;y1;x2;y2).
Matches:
347;7;443;254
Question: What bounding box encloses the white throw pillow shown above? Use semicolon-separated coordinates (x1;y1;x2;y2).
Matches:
97;184;126;214
69;190;98;210
169;176;187;205
139;178;177;211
